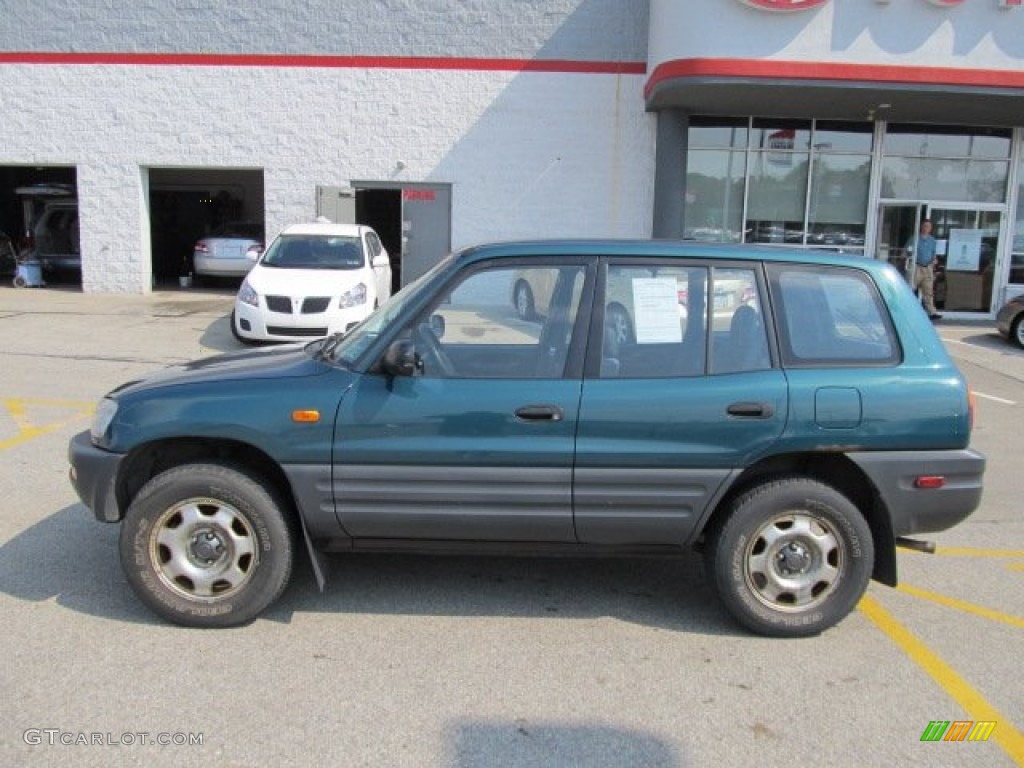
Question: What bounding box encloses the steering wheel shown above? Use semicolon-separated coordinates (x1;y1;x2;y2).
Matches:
413;322;456;377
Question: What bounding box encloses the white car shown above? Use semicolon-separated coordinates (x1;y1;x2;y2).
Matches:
232;221;391;343
193;221;264;277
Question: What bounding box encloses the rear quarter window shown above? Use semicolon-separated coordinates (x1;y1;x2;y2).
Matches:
768;264;901;367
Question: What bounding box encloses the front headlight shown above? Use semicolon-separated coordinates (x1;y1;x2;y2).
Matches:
90;397;118;443
238;279;259;307
339;282;367;308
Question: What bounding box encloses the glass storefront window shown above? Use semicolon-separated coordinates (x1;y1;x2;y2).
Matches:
808;154;870;250
688;116;748;149
811;120;873;153
881;157;1009;203
685;149;745;243
751;118;812;152
884;124;1011;159
745;149;809;244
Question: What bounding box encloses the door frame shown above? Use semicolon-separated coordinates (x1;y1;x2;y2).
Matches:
874;199;1008;317
925;202;1008;316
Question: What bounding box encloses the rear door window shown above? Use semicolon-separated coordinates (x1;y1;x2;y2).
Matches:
768;264;900;366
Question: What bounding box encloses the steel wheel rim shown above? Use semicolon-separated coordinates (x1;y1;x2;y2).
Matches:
743;512;843;613
148;497;259;601
1015;318;1024;347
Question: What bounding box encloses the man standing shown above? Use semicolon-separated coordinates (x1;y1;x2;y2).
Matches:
906;219;942;320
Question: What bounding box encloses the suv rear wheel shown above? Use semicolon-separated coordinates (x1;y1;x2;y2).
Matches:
119;462;294;628
707;477;873;638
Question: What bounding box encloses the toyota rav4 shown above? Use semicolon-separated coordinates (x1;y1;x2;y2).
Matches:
69;240;985;637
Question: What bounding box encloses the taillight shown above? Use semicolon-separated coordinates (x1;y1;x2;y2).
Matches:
194;242;209;253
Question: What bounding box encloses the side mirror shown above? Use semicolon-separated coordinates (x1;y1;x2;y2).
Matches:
382;339;418;377
372;253;390;269
245;245;264;262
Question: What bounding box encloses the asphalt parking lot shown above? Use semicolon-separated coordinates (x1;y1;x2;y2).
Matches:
0;284;1021;768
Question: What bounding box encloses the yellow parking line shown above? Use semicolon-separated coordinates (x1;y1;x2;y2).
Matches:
859;595;1024;766
896;584;1024;629
1008;564;1024;572
0;398;94;451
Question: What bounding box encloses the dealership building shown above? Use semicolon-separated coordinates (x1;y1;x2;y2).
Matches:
1;0;1022;317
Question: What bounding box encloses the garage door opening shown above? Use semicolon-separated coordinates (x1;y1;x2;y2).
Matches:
0;166;79;287
147;168;264;289
352;183;452;292
356;188;403;293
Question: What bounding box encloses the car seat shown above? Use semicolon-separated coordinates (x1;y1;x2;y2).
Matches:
725;304;769;372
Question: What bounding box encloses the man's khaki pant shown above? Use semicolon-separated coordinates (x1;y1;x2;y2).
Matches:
912;262;938;315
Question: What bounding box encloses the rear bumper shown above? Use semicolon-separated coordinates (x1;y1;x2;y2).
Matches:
849;449;986;536
68;430;124;522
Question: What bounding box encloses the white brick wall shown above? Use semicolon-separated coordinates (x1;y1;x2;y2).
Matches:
0;63;654;293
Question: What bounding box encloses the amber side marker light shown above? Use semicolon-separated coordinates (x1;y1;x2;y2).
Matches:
291;410;321;423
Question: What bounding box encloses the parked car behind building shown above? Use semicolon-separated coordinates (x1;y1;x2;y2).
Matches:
192;221;264;278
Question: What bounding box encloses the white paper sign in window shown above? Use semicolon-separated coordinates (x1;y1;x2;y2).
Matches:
946;229;982;272
632;278;683;344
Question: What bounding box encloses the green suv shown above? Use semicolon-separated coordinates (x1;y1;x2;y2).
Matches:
69;241;985;636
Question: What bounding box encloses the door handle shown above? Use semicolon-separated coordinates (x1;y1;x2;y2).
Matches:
727;401;774;418
515;405;564;422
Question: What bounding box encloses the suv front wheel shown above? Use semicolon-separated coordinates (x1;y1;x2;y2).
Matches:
707;477;873;638
119;462;294;628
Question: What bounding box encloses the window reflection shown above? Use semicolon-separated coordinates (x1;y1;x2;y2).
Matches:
684;149;745;243
884;124;1011;159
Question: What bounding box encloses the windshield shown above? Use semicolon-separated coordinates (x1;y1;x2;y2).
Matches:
261;234;365;270
325;254;456;367
211;221;263;240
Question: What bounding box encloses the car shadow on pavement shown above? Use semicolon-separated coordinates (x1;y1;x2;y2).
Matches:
444;719;683;768
198;313;247;355
958;331;1024;354
266;549;740;637
0;504;740;635
0;504;159;625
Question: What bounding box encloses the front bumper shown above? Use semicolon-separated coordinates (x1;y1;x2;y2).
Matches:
68;430;125;522
849;449;986;536
234;299;369;342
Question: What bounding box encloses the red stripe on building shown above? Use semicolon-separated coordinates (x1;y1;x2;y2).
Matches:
0;51;646;75
645;57;1024;100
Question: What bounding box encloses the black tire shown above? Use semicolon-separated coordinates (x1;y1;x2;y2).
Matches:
119;462;294;628
513;280;536;321
706;477;873;638
1012;314;1024;349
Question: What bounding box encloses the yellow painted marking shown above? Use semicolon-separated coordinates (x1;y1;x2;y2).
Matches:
859;595;1024;766
1008;564;1024;572
898;545;1024;559
0;398;95;451
896;584;1024;630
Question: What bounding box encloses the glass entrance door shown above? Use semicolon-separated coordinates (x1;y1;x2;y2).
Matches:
876;203;921;276
928;206;1002;314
